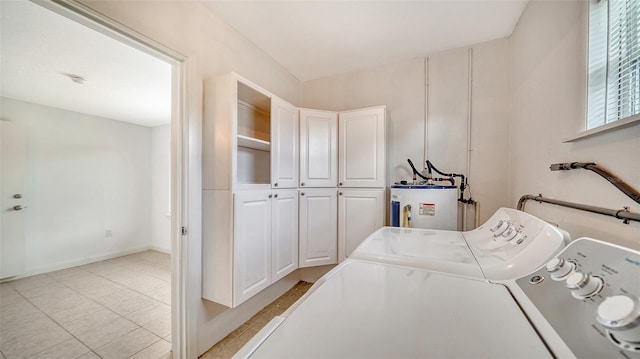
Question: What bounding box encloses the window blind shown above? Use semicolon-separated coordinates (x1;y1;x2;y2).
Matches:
588;0;640;129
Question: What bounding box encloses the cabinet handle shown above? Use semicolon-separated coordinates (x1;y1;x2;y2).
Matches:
274;194;278;198
301;192;305;196
339;182;343;186
339;192;343;196
301;182;305;186
274;182;278;187
268;194;273;198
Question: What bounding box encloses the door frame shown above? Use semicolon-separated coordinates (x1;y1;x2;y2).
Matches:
32;0;195;357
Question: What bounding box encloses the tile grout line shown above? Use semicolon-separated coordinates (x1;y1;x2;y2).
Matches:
3;251;171;358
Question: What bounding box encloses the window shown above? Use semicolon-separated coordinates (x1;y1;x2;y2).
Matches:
588;0;640;130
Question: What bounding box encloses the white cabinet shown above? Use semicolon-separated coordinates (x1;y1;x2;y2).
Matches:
233;191;272;305
271;98;299;189
203;73;298;190
298;106;386;268
299;189;337;267
203;72;387;303
203;189;298;308
338;107;386;188
203;73;300;307
299;109;338;188
271;189;298;281
338;189;385;262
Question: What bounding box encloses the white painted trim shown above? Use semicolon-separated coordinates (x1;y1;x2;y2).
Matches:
151;246;172;255
564;113;640;142
29;1;192;358
181;55;202;359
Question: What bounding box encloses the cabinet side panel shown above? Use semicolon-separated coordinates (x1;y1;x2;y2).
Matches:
203;75;234;190
202;190;233;306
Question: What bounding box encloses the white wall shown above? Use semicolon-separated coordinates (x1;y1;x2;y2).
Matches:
77;1;304;356
79;1;640;357
151;125;171;252
0;97;155;274
510;0;640;250
303;39;511;227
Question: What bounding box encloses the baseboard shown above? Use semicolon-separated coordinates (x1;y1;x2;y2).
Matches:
1;245;168;282
150;245;172;254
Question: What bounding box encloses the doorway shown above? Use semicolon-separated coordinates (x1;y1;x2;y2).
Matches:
0;0;187;357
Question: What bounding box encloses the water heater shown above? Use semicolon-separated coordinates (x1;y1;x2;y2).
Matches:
390;185;458;230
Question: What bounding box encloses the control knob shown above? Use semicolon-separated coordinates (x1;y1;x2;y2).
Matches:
565;271;603;299
545;258;575;281
596;295;640;350
490;220;511;237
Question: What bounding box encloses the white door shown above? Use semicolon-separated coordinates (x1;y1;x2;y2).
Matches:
271;189;298;281
271;98;298;189
299;188;338;268
338;107;385;188
338;189;385;262
1;121;26;279
299;109;337;188
233;191;272;306
299;189;337;267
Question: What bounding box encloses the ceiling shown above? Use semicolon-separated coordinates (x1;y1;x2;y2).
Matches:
0;1;172;127
202;0;529;81
1;1;528;126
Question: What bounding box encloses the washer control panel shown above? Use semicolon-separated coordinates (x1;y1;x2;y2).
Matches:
516;237;640;358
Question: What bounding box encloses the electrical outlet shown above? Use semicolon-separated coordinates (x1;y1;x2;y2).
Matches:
105;229;112;237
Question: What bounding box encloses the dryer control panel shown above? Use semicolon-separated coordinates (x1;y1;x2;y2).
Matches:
463;208;570;281
516;237;640;358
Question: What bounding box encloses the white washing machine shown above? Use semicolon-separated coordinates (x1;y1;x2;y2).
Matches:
237;260;550;358
236;237;640;358
351;207;570;281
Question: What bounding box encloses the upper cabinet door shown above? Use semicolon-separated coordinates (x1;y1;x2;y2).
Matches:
299;109;338;188
271;98;298;189
338;106;386;188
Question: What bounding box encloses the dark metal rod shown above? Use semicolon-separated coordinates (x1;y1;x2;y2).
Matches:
517;194;640;223
549;162;640;205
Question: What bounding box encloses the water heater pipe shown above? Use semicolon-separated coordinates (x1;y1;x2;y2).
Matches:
549;162;640;205
424;57;429;168
464;48;474;231
474;201;480;228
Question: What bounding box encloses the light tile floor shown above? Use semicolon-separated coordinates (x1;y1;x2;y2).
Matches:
0;250;172;359
200;281;313;359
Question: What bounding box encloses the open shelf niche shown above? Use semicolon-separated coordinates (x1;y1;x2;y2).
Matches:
236;82;271;185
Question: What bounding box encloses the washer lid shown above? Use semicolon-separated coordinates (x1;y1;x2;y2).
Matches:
251;260;550;359
350;227;483;278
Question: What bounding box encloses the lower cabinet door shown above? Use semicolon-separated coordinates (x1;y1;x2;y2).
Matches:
272;189;299;281
338;189;385;262
233;191;272;306
299;188;338;267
